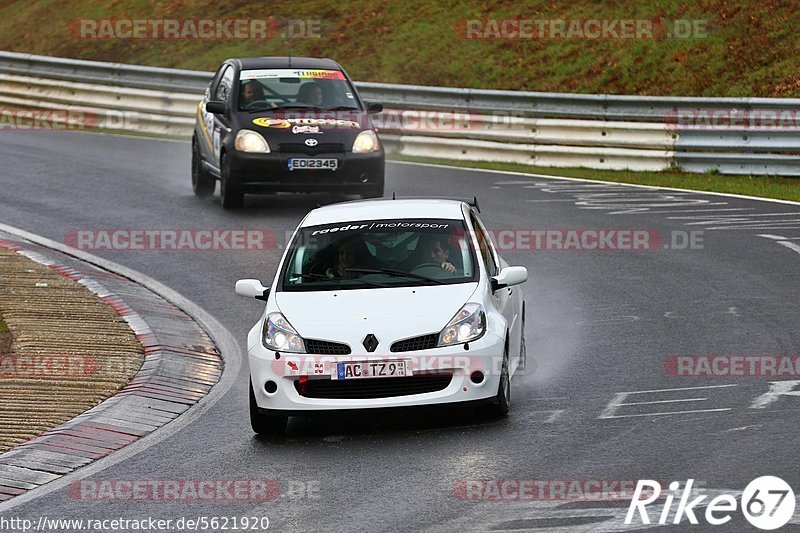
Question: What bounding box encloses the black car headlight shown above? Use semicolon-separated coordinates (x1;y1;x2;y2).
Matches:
235;129;271;153
352;130;380;153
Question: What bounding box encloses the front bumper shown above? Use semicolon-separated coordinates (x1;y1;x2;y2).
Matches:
248;332;506;413
227;149;384;192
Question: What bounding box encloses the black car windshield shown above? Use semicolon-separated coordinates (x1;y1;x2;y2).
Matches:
281;219;478;291
238;68;359;112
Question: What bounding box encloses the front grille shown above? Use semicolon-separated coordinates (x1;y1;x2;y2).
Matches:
295;372;453;399
391;333;438;352
278;143;345;155
305;339;351;355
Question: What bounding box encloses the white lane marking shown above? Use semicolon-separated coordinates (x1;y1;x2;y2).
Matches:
609;208;756;215
602;408;732;419
672;212;800;220
525;198;585;202
531;397;569;401
598;392;629;419
619;384;737;395
758;234;800;256
390;160;800;206
750;380;800;409
544;410;564;423
619;398;707;406
599;385;737;419
759;234;794;240
704;225;800;230
777;240;800;255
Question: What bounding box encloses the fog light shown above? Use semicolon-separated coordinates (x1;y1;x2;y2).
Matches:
470;371;484;384
264;380;278;394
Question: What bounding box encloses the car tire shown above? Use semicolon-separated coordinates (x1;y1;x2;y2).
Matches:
191;138;216;197
249;379;288;435
490;346;511;417
220;153;244;209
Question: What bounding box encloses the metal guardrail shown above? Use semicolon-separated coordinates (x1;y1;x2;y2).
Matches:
1;51;798;175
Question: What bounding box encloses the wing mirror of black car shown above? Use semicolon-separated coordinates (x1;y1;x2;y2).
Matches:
366;101;383;114
206;101;226;114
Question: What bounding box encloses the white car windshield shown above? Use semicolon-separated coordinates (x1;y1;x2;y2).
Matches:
281;218;478;291
238;68;358;112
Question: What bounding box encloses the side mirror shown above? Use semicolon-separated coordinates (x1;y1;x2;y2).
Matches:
235;279;270;301
491;266;527;292
206;101;226;114
365;101;383;114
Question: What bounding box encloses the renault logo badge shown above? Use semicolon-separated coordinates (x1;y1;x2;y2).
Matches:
363;334;379;353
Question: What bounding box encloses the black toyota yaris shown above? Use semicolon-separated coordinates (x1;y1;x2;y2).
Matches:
192;57;385;209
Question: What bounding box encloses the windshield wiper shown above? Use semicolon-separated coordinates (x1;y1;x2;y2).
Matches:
323;106;360;111
344;268;446;285
290;272;388;288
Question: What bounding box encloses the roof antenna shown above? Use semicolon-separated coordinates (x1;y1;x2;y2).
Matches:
392;192;396;200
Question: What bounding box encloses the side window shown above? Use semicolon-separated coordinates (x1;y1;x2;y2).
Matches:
206;65;225;98
213;65;234;102
470;213;498;276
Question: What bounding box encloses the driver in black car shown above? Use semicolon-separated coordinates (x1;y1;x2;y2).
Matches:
296;81;324;107
240;81;265;108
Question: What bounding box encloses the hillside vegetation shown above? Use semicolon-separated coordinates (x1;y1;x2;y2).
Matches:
0;0;798;97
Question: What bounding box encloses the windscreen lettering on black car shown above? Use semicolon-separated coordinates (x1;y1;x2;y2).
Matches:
280;219;478;291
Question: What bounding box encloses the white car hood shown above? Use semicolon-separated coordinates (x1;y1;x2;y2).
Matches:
275;283;479;351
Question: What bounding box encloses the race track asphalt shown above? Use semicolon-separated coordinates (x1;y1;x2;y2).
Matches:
0;131;799;532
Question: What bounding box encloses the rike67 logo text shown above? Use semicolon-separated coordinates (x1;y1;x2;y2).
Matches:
626;477;795;530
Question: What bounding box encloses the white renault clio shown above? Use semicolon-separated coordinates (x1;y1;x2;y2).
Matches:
236;197;527;434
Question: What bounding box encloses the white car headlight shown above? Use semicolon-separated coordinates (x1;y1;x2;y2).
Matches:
235;129;270;153
262;312;306;353
437;303;486;347
352;130;380;153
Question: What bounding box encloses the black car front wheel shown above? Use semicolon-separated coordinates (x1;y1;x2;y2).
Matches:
219;153;244;209
191;138;215;197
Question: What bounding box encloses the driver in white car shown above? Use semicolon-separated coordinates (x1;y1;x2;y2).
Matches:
405;235;457;273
